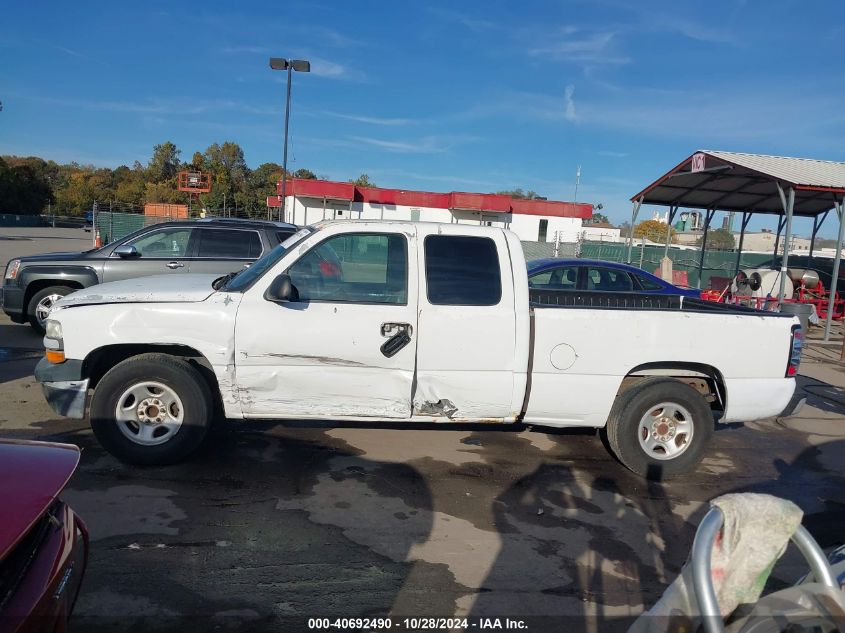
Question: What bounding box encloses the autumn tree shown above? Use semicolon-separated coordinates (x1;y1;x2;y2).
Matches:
697;228;735;251
634;219;675;243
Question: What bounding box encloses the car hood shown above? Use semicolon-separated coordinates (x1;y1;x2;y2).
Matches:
0;441;80;560
54;274;220;308
17;250;97;262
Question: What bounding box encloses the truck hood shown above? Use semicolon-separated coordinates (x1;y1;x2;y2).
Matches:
55;274;220;308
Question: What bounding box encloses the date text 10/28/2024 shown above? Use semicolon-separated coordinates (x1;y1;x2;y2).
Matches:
308;618;529;630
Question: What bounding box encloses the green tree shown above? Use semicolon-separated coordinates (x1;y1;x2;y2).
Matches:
293;168;317;179
634;219;675;243
587;212;610;224
147;141;181;182
496;188;542;199
697;228;735;250
350;173;376;188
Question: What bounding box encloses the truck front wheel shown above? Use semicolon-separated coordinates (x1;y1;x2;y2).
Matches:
90;353;212;465
603;378;714;479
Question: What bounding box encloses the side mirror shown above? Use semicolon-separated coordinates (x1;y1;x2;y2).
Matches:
114;244;139;258
264;273;294;302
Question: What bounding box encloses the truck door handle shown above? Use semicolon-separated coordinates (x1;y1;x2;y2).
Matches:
166;262;184;269
381;322;411;337
380;322;412;358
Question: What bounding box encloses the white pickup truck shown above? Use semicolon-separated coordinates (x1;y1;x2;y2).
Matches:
35;221;804;478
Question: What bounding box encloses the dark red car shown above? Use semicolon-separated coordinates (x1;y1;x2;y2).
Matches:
0;441;88;633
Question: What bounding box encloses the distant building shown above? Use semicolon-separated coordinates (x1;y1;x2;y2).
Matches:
268;179;593;243
580;222;622;242
730;230;811;253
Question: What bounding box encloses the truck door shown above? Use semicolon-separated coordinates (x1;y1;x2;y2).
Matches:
234;227;418;419
412;227;517;421
102;226;195;283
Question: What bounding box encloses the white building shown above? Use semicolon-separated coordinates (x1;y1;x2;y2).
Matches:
268;179;593;243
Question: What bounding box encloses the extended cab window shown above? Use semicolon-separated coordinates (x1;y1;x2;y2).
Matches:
196;229;262;258
126;227;192;257
287;233;407;304
425;235;501;305
585;266;634;292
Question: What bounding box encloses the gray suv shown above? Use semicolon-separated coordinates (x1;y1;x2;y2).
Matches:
2;218;297;333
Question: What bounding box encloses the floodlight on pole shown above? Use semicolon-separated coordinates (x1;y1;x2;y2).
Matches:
269;57;311;222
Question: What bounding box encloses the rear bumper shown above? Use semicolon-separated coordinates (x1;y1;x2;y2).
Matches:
35;358;88;419
779;394;807;418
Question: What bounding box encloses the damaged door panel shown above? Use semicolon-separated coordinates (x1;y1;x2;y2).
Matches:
234;228;420;419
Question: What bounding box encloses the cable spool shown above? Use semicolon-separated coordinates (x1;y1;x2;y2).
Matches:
788;269;820;289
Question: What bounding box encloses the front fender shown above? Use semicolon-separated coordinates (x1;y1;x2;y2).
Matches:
19;265;100;290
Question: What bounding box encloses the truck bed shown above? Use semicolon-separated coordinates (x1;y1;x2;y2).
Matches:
529;289;783;315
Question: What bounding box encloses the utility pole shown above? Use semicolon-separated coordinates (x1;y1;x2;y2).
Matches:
574;165;581;202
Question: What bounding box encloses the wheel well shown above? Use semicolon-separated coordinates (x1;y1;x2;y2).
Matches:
617;362;727;413
84;345;224;415
24;279;84;309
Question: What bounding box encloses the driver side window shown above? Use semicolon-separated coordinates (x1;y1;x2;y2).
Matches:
127;228;192;257
287;233;408;304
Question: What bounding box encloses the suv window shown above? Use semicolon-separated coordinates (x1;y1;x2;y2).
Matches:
425;235;501;306
287;233;407;304
127;227;192;257
197;229;262;258
529;265;579;290
585;266;634;292
276;230;296;244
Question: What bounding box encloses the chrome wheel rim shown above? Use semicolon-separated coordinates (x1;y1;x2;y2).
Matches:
114;381;184;446
35;294;64;326
637;401;695;461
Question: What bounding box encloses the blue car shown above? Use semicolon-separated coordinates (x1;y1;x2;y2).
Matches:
527;258;701;298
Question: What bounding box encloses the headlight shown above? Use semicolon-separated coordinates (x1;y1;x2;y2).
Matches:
45;319;63;340
5;259;20;280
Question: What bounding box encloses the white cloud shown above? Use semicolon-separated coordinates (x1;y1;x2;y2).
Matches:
564;85;577;122
529;30;629;65
318;111;415;126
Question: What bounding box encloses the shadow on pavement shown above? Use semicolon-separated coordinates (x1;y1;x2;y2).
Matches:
795;375;845;416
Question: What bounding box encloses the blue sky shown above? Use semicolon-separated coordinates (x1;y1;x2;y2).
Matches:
2;0;844;236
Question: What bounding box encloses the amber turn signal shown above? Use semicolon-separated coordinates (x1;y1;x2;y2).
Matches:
45;349;66;364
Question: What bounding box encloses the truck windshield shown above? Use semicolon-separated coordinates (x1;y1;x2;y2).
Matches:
222;227;314;292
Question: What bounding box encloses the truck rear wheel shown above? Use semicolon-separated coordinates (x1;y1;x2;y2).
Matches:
603;378;714;480
90;353;212;465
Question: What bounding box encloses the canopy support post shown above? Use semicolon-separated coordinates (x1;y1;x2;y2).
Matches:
773;214;786;259
823;197;845;342
776;184;795;303
627;196;643;264
734;212;751;277
696;208;716;289
809;209;829;268
663;206;679;260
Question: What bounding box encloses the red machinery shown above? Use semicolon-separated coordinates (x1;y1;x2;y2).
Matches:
701;268;845;320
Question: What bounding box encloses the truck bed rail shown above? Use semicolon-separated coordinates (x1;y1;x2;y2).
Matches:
529;289;782;315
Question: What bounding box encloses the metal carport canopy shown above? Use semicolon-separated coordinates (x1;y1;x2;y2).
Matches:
627;150;845;340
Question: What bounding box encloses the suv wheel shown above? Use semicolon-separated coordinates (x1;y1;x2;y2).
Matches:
27;286;74;335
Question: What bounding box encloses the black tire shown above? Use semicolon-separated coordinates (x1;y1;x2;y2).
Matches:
27;285;74;334
89;353;212;465
602;377;714;480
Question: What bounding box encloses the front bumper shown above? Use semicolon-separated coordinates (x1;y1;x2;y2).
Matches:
1;284;25;321
35;357;88;419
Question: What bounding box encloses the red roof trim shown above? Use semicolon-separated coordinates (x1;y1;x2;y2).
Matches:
274;178;591;218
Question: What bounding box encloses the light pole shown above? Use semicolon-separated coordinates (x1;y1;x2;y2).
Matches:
269;57;310;223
